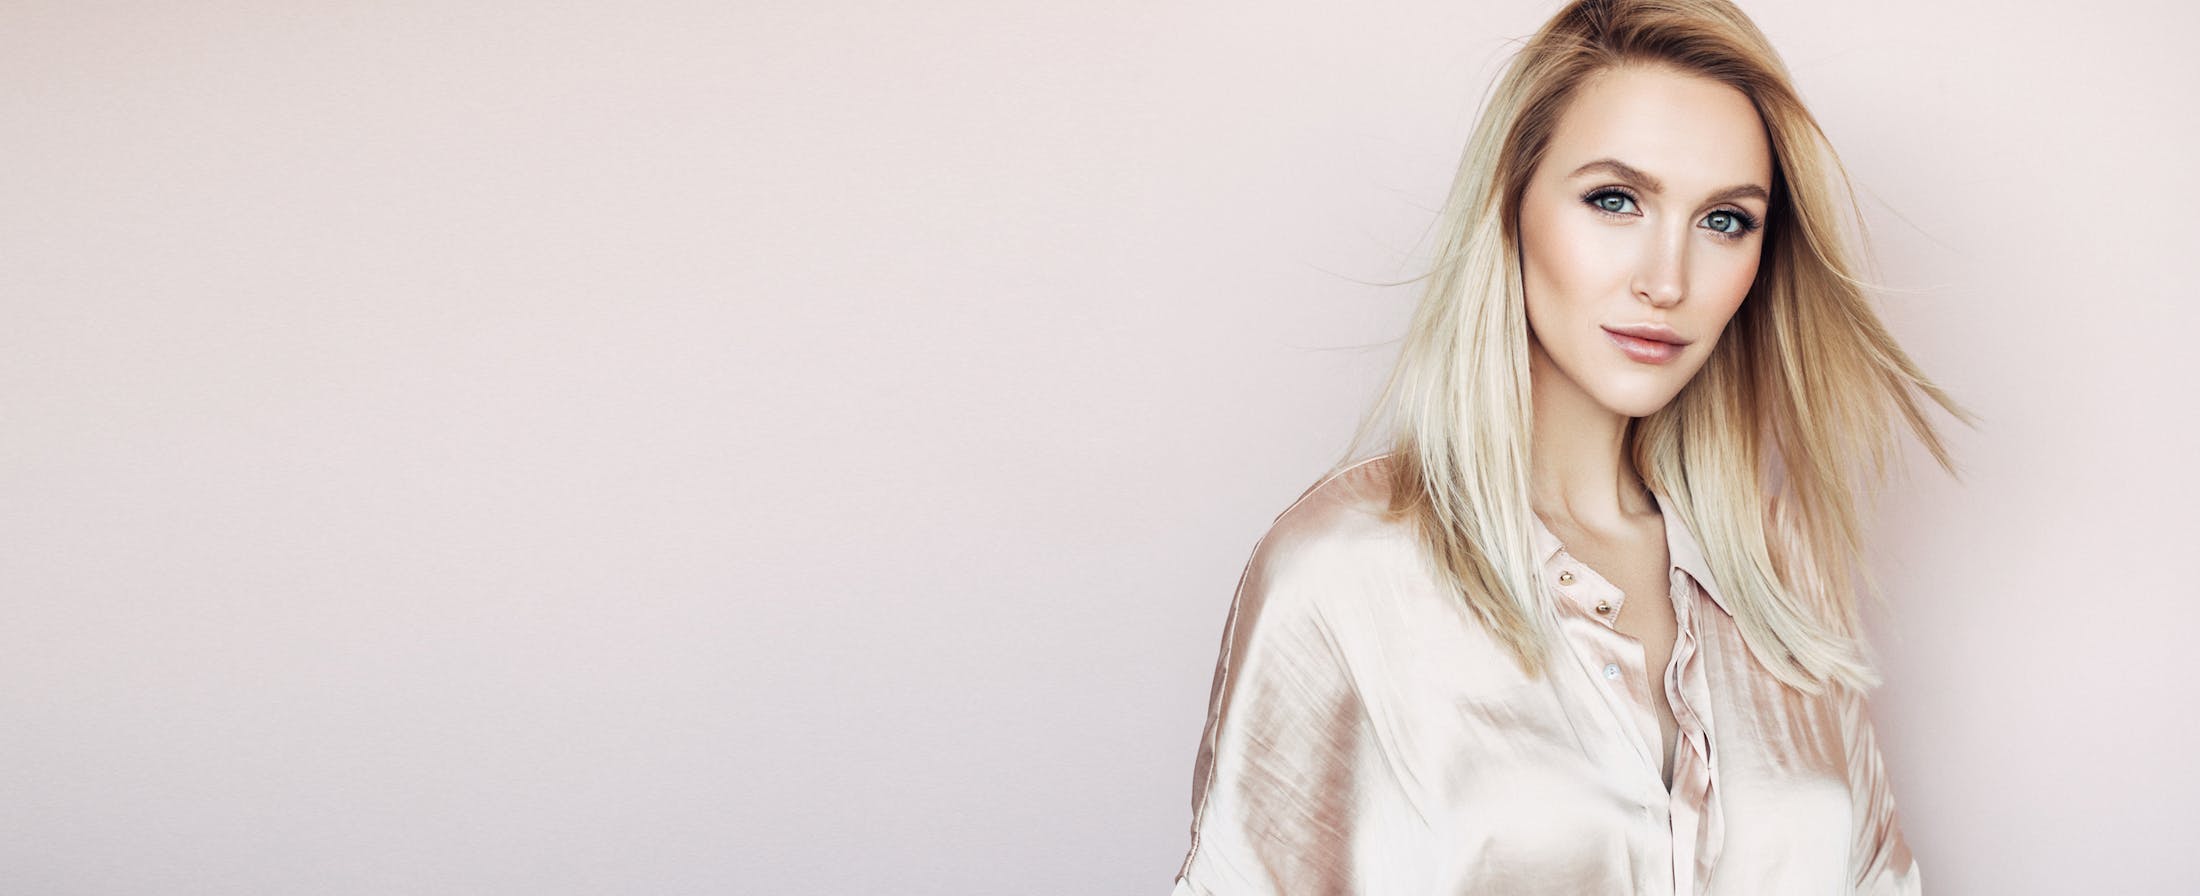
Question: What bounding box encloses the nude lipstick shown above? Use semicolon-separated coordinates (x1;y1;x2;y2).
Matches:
1602;323;1689;364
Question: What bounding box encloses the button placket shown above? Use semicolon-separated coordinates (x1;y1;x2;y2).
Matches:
1592;572;1664;779
1550;552;1663;778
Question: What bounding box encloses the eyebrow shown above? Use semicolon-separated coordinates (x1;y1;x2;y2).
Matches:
1568;157;1769;205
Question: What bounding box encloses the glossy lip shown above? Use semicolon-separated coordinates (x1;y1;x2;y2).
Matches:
1603;322;1691;346
1603;326;1686;364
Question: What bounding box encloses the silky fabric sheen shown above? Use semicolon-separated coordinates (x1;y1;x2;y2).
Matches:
1171;455;1921;895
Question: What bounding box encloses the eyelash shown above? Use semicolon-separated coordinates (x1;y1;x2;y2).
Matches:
1579;187;1763;242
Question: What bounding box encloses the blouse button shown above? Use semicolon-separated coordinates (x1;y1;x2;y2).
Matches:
1603;663;1621;680
1594;599;1613;615
1558;570;1575;585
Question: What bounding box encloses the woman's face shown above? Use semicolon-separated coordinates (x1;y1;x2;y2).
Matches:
1518;63;1774;419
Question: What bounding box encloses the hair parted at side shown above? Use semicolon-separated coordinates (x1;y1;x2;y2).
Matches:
1333;0;1979;697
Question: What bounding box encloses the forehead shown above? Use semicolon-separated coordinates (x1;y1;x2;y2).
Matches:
1544;64;1772;193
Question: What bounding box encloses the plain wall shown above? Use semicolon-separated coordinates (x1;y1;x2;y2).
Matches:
4;1;2195;893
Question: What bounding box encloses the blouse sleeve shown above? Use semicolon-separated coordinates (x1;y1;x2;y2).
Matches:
1838;682;1924;895
1171;532;1377;895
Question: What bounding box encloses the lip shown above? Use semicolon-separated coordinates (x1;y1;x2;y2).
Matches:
1604;322;1691;346
1603;326;1686;364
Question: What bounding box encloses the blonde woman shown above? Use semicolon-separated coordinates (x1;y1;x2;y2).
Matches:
1170;0;1972;893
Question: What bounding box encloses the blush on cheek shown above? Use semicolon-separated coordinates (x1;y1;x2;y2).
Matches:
1523;213;1608;307
1710;261;1758;309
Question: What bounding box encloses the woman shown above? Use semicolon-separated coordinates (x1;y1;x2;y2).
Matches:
1170;0;1973;893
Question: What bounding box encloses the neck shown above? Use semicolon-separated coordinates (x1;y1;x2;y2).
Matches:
1527;342;1654;530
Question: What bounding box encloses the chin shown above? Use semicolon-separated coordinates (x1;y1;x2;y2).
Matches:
1589;378;1687;419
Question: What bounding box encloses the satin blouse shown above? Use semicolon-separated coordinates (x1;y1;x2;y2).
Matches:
1170;454;1922;895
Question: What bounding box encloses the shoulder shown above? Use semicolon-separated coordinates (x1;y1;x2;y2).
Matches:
1258;453;1407;552
1234;454;1423;620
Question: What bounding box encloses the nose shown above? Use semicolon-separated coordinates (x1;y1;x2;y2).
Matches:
1633;225;1687;308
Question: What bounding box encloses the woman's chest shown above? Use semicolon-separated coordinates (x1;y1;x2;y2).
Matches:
1362;591;1855;892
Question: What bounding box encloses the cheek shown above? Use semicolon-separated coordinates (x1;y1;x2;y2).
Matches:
1520;204;1610;312
1703;252;1761;316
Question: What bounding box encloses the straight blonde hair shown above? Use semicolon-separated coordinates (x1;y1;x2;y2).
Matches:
1336;0;1978;696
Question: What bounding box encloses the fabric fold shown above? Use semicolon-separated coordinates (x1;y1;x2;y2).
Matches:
1170;455;1919;895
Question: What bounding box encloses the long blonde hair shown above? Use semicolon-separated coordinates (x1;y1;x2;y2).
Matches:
1335;0;1978;696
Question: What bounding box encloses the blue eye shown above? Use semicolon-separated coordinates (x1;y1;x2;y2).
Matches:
1581;187;1763;243
1586;189;1638;215
1705;210;1751;235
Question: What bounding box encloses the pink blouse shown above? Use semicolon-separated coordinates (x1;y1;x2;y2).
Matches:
1170;454;1922;895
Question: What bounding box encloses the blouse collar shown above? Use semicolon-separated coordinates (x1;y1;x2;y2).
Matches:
1529;490;1736;618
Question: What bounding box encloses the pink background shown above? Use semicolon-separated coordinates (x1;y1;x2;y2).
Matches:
3;1;2194;893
